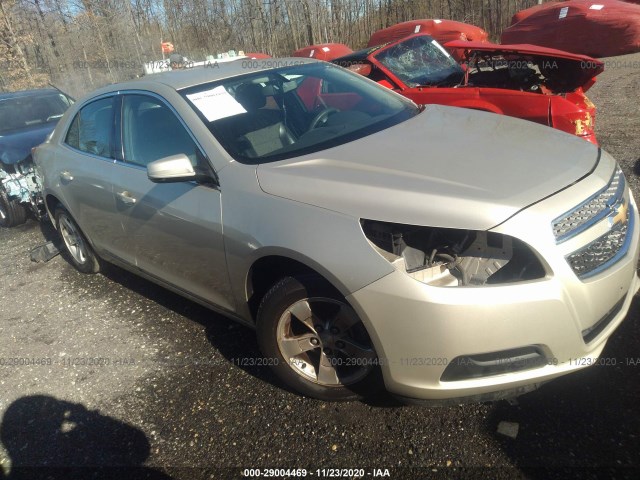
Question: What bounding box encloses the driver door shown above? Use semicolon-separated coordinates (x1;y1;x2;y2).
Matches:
111;93;235;311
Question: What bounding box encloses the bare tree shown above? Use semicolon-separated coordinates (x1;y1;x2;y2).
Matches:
0;0;35;86
0;0;541;94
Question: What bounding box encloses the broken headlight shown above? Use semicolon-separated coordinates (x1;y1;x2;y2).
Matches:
361;219;546;286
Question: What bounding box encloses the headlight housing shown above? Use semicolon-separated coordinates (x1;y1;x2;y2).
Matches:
361;219;547;287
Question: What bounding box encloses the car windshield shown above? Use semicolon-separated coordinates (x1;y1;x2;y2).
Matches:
0;93;72;135
374;36;464;87
180;62;418;164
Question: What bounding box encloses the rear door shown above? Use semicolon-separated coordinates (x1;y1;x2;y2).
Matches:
54;95;119;255
111;92;235;311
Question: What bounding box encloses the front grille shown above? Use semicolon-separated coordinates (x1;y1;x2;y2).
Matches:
553;167;625;243
566;205;632;279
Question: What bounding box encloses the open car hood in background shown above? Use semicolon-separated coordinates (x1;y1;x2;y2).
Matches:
445;40;604;92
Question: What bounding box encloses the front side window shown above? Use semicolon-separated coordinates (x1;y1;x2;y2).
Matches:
65;97;114;158
122;94;201;168
180;62;418;164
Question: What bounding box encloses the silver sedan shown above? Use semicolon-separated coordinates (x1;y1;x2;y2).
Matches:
34;58;640;403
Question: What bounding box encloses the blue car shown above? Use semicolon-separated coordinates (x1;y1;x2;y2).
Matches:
0;88;73;227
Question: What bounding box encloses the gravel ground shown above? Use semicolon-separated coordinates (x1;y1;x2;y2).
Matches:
1;53;640;480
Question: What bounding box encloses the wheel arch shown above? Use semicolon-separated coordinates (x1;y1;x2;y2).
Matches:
45;194;63;225
245;252;348;322
45;194;99;253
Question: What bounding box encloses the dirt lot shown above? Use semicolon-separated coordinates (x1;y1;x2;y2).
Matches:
1;53;640;480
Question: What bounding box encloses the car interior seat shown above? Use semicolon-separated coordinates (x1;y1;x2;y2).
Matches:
232;83;295;157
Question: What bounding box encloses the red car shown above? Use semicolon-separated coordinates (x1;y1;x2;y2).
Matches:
503;0;640;58
295;34;604;144
293;43;353;61
368;19;489;47
368;18;488;62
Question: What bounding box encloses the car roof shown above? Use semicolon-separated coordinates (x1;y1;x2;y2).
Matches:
91;57;321;96
0;88;61;101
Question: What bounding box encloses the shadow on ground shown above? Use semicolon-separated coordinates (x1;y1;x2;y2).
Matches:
94;261;401;405
98;261;281;384
0;395;172;479
485;296;640;479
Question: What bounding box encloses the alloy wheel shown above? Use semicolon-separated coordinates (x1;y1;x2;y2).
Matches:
58;214;88;265
276;297;376;387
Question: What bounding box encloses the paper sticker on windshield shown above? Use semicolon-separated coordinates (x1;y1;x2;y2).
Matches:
322;47;330;52
414;25;421;33
434;19;442;24
431;39;450;57
589;4;604;9
186;86;246;122
559;6;569;18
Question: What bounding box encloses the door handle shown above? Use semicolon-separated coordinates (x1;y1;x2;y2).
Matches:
116;191;137;206
60;171;74;182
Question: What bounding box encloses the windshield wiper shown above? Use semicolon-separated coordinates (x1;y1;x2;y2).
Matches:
48;83;75;102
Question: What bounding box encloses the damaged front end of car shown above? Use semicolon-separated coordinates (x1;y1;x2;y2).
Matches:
0;88;74;227
361;219;547;287
549;92;598;144
0;154;45;228
446;40;603;144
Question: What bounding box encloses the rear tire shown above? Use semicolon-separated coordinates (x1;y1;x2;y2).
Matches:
0;187;28;228
55;207;100;274
256;275;383;401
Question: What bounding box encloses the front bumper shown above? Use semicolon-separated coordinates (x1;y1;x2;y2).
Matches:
347;162;640;401
349;267;638;401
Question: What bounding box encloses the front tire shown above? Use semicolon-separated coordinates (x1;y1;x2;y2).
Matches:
0;187;27;228
256;275;382;401
55;207;100;274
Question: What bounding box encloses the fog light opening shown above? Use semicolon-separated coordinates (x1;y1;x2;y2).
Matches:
441;346;547;382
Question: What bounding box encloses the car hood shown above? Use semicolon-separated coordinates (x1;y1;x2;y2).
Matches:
0;123;54;165
445;40;604;92
257;105;599;231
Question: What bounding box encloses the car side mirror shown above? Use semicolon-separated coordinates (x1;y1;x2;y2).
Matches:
147;154;197;183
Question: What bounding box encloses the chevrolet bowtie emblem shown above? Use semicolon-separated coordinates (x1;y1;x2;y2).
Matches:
610;199;629;227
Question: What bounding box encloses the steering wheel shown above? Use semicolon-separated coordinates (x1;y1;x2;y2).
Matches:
309;107;340;130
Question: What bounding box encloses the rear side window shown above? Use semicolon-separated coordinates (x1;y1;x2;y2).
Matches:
65;97;114;158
